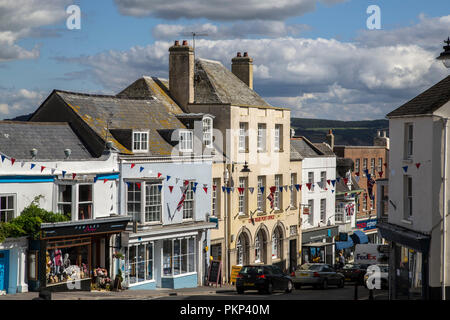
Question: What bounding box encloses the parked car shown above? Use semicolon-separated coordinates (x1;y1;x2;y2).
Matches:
364;264;389;289
235;265;293;294
293;263;345;289
338;263;369;285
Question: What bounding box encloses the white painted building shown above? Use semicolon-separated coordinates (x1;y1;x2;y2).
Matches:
379;75;450;300
290;137;337;265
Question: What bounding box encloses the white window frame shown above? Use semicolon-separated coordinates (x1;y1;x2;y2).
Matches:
257;176;266;212
320;171;326;191
126;180;163;224
0;194;16;223
308;199;314;225
78;183;93;220
202;116;213;148
162;237;196;277
308;171;314;192
126;242;155;285
355;158;360;173
212;178;220;218
405;123;413;159
274;174;282;210
133;131;149;153
239;122;248;152
183;181;195;220
179;130;193;152
290;173;297;208
371;158;375;175
274;124;282;152
238;177;248;215
145;182;162;223
255;233;262;263
378;157;383;173
404;176;413;220
257;123;266;152
57;183;74;216
320;198;326;223
363;158;368;176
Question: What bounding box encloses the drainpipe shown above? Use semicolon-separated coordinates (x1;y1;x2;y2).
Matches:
443;118;448;300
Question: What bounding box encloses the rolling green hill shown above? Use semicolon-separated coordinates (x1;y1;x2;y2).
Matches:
291;118;389;146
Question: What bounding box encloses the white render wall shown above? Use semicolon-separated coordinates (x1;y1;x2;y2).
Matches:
388;101;450;287
0;152;119;220
301;156;336;230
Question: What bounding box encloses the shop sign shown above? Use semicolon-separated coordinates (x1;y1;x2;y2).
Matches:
230;265;242;284
354;244;389;265
209;216;219;229
302;226;338;244
356;219;378;231
41;219;130;239
248;215;275;224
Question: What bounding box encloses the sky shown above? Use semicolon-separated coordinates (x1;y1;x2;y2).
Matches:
0;0;449;120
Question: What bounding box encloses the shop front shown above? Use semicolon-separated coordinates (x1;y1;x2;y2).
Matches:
378;222;430;300
356;218;382;244
29;216;130;292
0;237;28;295
120;222;215;290
301;226;339;265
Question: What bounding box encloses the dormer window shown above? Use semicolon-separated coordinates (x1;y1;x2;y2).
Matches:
179;130;193;152
133;131;149;152
202;116;213;148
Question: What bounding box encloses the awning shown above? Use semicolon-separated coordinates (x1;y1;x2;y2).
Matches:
335;239;354;250
378;221;430;253
302;242;334;247
350;230;369;244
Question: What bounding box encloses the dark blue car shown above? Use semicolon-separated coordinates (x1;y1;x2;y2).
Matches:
236;265;293;294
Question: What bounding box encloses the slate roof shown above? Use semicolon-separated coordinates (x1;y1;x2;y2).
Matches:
290;137;335;159
193;59;273;107
312;142;335;156
387;75;450;117
0;121;93;160
54;90;187;156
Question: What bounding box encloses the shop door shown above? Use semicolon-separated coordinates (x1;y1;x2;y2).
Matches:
289;240;297;273
0;251;9;293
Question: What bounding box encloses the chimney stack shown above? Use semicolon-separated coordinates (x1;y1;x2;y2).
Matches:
231;51;253;89
326;129;334;150
373;129;390;149
169;40;194;110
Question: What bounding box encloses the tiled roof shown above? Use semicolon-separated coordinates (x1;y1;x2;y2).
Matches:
291;137;335;158
55;90;187;156
0;121;93;160
387;75;450;117
312;142;335;156
194;59;272;107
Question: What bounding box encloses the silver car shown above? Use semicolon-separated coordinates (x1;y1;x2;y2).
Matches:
293;263;345;289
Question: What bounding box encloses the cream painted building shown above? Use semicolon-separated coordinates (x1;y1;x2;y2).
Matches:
166;42;302;281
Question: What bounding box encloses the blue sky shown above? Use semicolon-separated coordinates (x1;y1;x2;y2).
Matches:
0;0;449;120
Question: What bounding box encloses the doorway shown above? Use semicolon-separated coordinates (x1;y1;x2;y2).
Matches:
289;240;297;273
0;251;9;293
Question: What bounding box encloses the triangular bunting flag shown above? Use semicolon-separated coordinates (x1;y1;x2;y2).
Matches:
40;166;46;173
21;162;25;168
249;187;255;194
139;166;144;172
62;170;66;178
126;182;131;188
367;174;371;180
213;185;217;191
192;186;197;193
331;180;336;187
343;178;348;184
327;179;331;185
260;186;265;193
72;173;77;180
415;163;421;169
295;184;300;191
131;163;135;169
355;176;360;183
306;183;312;191
402;166;408;173
1;155;5;162
158;172;162;178
167;175;171;181
10;158;15;166
194;182;198;188
104;179;108;184
289;185;293;191
238;187;244;194
364;169;369;176
378;171;383;178
169;186;174;193
279;186;283;193
158;185;163;192
203;187;208;194
331;190;335;194
336;177;341;183
176;178;180;184
184;180;189;186
31;163;36;170
136;183;141;189
226;187;231;194
94;176;98;183
51;168;56;175
355;172;360;177
383;162;387;168
284;185;288;192
222;186;226;193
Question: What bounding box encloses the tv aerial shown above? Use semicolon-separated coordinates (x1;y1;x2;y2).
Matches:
182;32;209;58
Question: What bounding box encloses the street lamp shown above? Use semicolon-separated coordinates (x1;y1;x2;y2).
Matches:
437;37;450;69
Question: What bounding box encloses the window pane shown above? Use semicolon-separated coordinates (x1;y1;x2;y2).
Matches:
129;246;137;284
147;243;153;280
188;238;195;273
79;185;92;202
58;185;72;203
181;239;188;273
137;244;145;282
78;203;92;220
163;240;172;276
174;240;181;275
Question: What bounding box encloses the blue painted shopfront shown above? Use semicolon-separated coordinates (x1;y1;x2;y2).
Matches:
0;250;9;293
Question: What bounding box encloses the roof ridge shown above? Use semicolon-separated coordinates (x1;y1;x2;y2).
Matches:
0;120;70;126
57;89;153;101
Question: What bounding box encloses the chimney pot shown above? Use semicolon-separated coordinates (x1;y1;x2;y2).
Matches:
174;40;179;46
182;40;188;46
243;52;248;57
237;52;241;57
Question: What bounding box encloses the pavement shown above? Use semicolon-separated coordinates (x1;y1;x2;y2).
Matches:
0;284;237;300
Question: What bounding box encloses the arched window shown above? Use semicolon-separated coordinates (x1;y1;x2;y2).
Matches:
237;232;249;266
255;229;267;264
272;226;283;260
202;116;213;148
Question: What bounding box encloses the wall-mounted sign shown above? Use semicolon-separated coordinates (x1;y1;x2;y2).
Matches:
356;219;378;231
248;215;275;224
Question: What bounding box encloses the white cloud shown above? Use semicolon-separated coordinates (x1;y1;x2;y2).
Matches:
114;0;346;20
152;21;310;40
57;14;450;120
0;0;73;62
0;88;46;119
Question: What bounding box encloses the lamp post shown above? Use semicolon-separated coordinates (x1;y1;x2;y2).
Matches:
223;166;230;283
437;37;450;69
437;38;450;300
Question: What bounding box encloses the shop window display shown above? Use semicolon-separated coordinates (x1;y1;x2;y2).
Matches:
126;243;154;285
46;245;89;285
163;238;195;276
